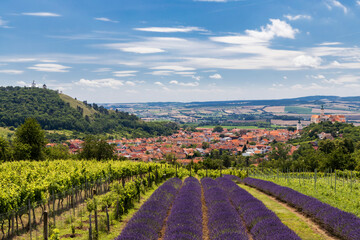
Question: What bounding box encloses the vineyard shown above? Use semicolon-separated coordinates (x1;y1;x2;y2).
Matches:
1;164;360;240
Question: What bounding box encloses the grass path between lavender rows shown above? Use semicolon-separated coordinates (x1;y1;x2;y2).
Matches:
238;184;336;240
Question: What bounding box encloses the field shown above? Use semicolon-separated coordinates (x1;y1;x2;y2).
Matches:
2;164;360;240
199;125;284;130
285;106;313;114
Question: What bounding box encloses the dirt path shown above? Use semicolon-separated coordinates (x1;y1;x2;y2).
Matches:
239;184;338;240
201;184;209;240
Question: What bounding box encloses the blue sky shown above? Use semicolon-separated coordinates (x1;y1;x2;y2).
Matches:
1;0;360;103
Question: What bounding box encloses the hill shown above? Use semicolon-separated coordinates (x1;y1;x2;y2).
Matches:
0;86;178;138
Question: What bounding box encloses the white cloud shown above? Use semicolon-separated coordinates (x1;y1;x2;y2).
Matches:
125;89;139;94
169;80;199;87
192;75;201;81
357;0;360;6
22;12;61;17
169;80;179;84
174;71;196;75
94;17;118;23
209;73;222;79
311;74;326;79
125;81;136;86
291;83;326;90
75;78;124;88
154;81;165;86
284;14;312;21
0;69;23;74
118;61;142;66
113;70;138;77
134;26;206;33
318;42;342;46
28;63;71;72
5;58;37;62
322;75;359;85
119;47;165;54
16;81;28;86
92;68;112;72
325;0;348;14
28;64;71;72
245;19;299;41
283;76;288;80
0;17;10;28
293;55;322;68
151;66;195;71
149;71;174;76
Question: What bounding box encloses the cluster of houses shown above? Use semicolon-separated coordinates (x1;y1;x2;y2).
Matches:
48;128;300;164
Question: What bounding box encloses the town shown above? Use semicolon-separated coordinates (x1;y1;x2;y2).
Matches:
56;127;300;164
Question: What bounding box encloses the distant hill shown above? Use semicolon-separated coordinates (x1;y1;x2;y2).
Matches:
103;95;360;109
0;86;178;137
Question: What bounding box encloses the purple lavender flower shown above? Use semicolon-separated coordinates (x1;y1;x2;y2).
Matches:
163;177;203;240
115;178;182;240
217;177;300;240
202;177;249;240
244;177;360;240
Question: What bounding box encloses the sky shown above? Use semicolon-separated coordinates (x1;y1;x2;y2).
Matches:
1;0;360;103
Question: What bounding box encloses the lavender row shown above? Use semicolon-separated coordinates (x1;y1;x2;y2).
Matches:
217;177;300;240
244;177;360;240
164;177;203;240
201;177;249;240
115;177;182;240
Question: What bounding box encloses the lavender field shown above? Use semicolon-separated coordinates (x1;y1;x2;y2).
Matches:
113;175;360;240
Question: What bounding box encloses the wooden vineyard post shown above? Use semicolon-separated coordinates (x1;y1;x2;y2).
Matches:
176;164;178;178
190;165;192;177
89;214;92;240
106;206;110;233
206;167;208;177
43;211;48;240
314;169;317;191
28;199;32;240
94;208;98;239
335;169;337;194
52;191;56;227
351;171;353;192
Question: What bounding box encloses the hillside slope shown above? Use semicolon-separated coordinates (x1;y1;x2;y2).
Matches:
0;86;178;137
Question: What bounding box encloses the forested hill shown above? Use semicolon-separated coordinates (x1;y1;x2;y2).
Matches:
0;86;178;137
290;121;360;143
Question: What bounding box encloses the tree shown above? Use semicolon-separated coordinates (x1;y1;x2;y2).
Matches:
14;118;46;160
213;125;224;133
0;136;11;161
80;136;115;160
45;144;71;160
202;142;210;149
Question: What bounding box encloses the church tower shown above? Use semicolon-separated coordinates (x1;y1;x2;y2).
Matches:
297;119;303;131
320;105;325;118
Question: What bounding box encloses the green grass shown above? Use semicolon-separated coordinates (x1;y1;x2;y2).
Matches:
285;106;313;114
0;127;15;139
239;184;329;240
253;175;360;217
59;93;98;118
